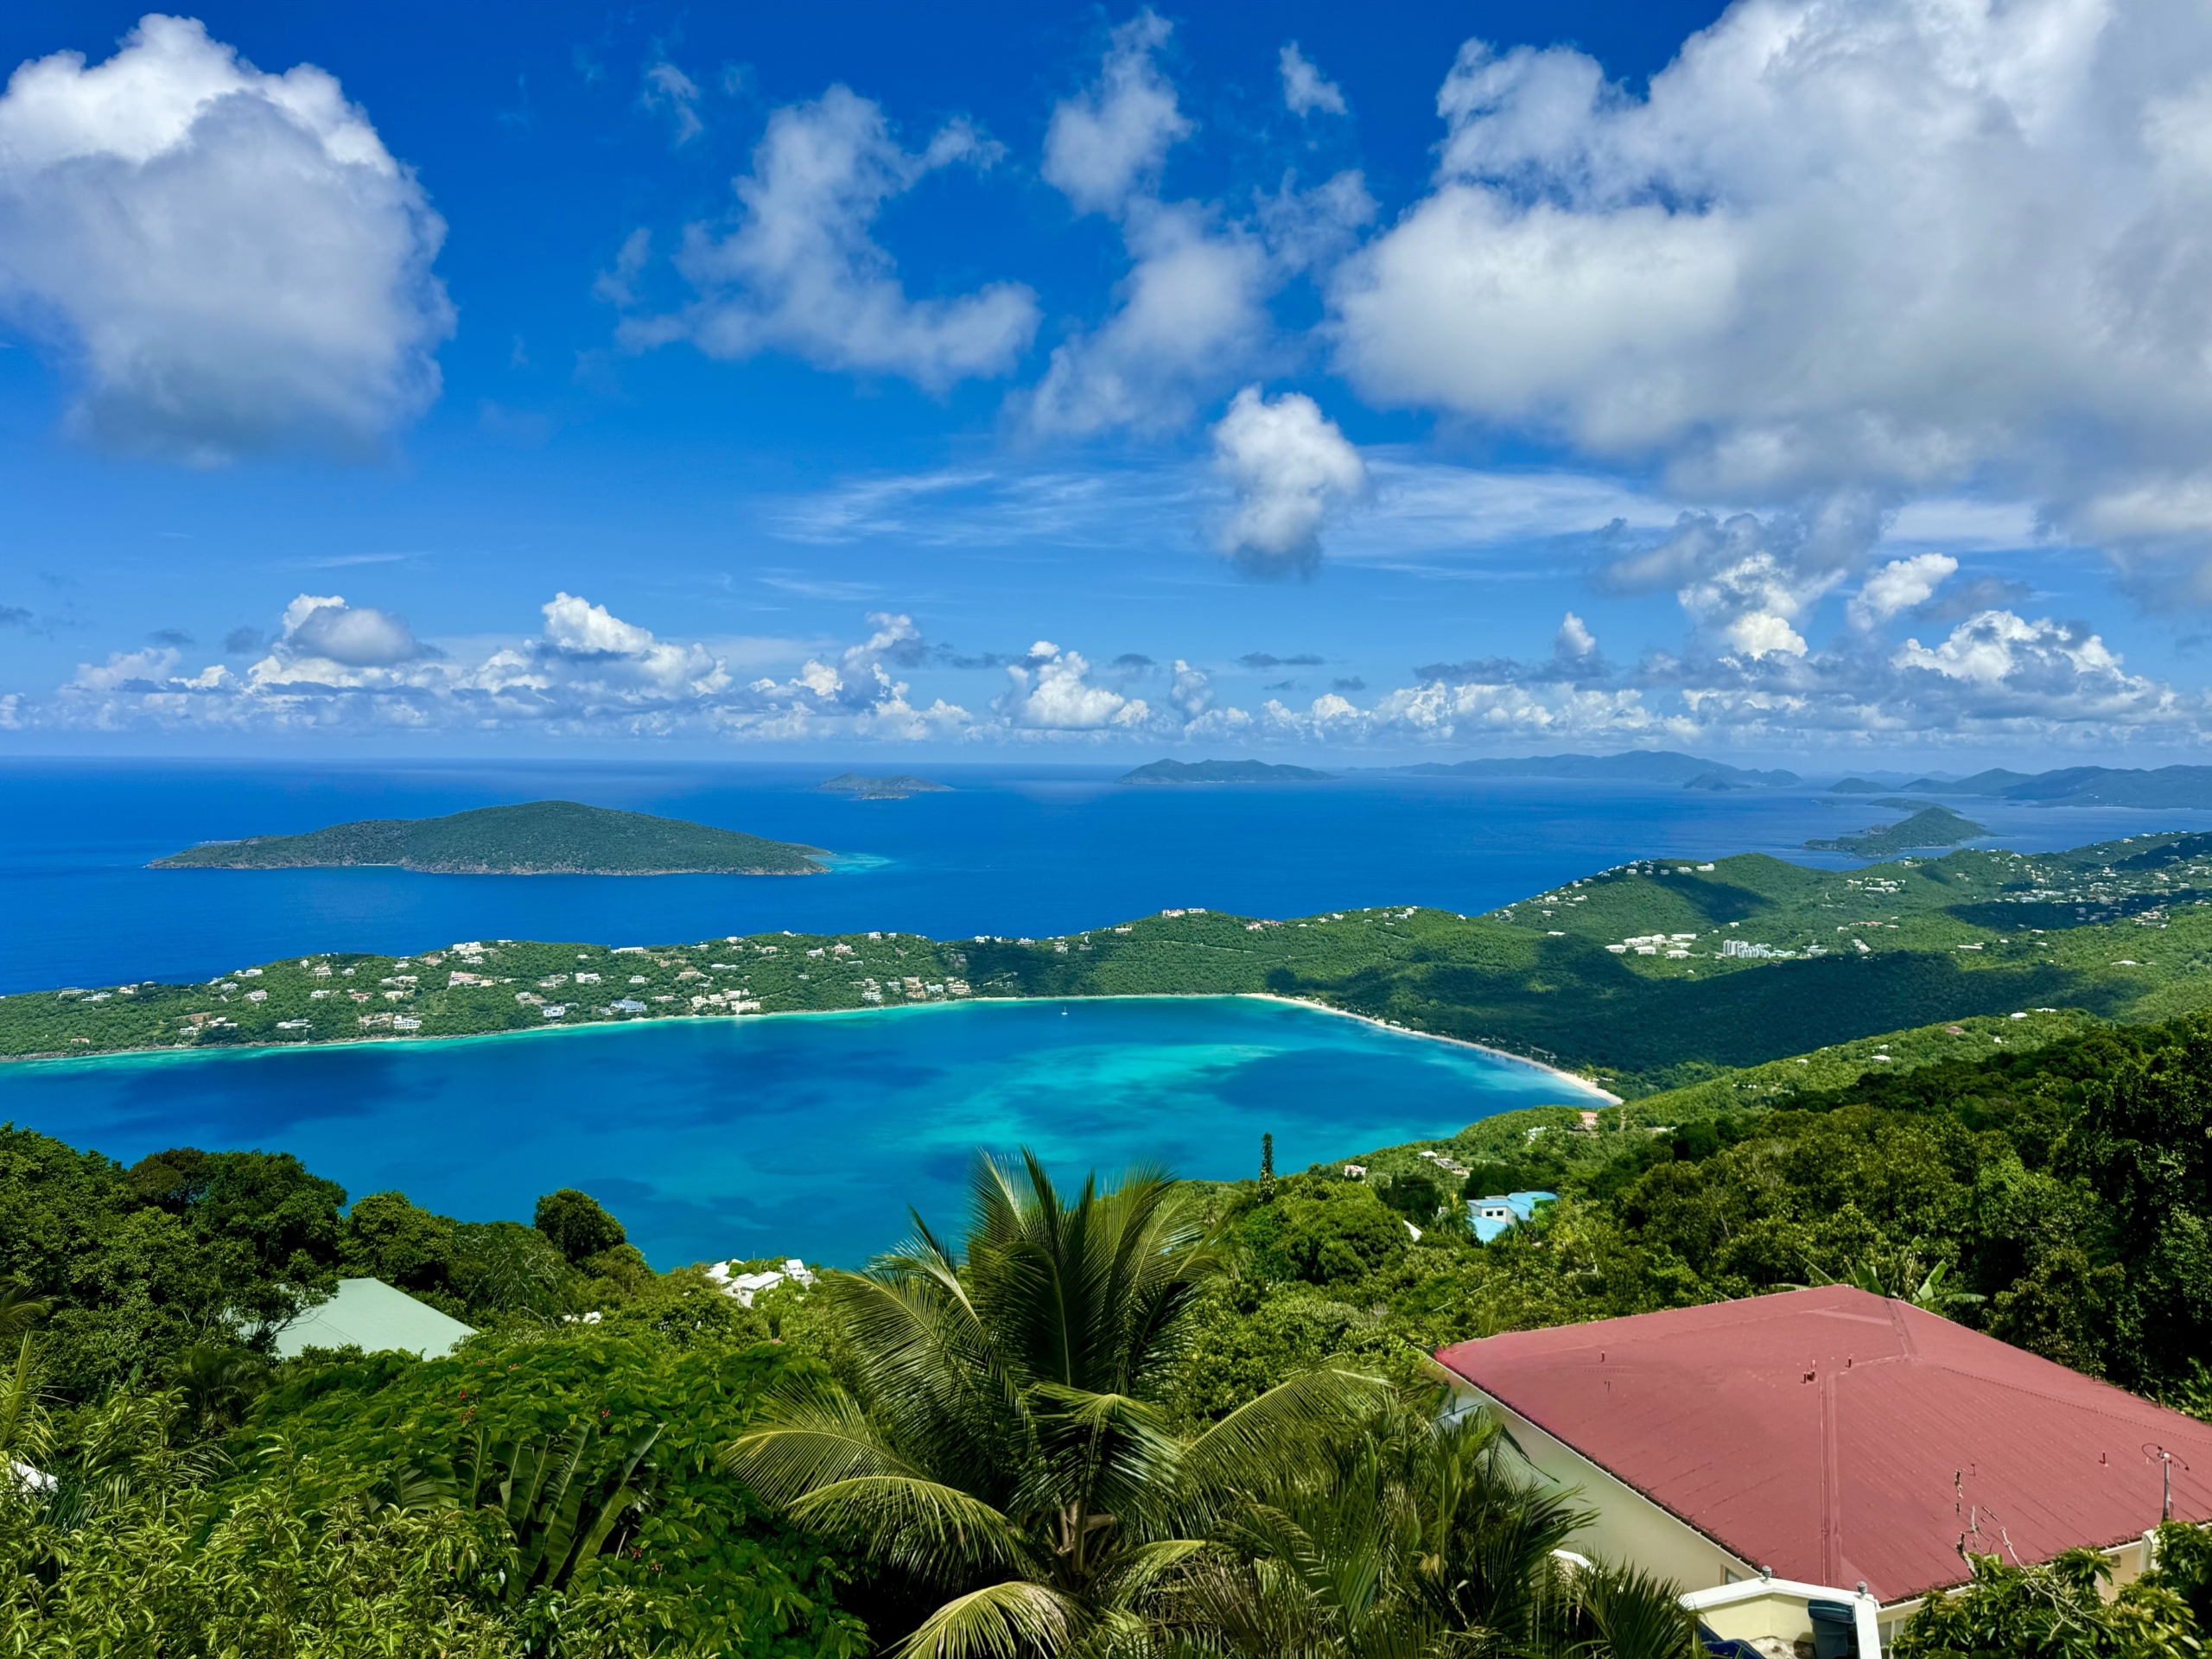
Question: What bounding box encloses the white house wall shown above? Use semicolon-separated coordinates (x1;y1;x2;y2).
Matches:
1449;1381;1758;1591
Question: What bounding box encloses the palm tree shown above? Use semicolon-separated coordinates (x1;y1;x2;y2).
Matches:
1154;1399;1698;1658
1803;1254;1986;1315
0;1278;53;1475
721;1154;1391;1658
168;1342;270;1437
0;1277;46;1344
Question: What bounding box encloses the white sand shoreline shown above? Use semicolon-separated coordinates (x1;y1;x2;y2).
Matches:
1236;992;1621;1103
3;988;1621;1103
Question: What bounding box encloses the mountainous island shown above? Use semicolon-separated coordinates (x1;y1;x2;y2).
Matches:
149;800;828;876
1885;763;2212;807
1804;803;1987;856
817;772;950;800
1400;750;1801;788
1119;759;1334;784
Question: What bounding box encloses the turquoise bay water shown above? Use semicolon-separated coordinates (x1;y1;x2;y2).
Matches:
0;995;1600;1268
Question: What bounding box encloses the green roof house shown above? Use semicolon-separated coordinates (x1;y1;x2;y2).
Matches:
274;1277;476;1360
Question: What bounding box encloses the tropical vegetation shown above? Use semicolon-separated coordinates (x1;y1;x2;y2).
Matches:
18;829;2212;1099
16;963;2212;1649
149;798;827;875
724;1153;1697;1657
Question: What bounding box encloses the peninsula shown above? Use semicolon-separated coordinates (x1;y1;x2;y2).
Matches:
1119;759;1333;785
26;829;2212;1098
818;773;950;800
149;800;827;876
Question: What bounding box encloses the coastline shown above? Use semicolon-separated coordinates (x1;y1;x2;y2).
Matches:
0;988;1620;1103
1236;993;1621;1103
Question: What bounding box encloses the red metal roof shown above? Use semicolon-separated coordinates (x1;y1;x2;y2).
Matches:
1434;1286;2212;1602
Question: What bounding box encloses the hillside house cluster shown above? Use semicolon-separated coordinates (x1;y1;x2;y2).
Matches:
705;1257;817;1307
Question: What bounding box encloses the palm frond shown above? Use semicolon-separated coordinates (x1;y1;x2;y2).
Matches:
824;1266;1036;1496
1562;1557;1701;1659
1176;1368;1394;1508
722;1377;931;1505
786;1474;1033;1582
1024;1383;1185;1524
1091;1536;1217;1605
0;1277;49;1344
893;1577;1083;1659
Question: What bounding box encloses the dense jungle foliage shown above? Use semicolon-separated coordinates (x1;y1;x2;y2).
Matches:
0;1143;859;1656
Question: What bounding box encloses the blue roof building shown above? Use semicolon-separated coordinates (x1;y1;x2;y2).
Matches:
1467;1190;1558;1243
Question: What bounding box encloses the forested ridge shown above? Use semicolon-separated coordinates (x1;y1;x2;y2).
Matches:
20;828;2212;1096
149;800;827;875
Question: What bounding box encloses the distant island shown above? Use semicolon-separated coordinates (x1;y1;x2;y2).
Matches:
818;773;950;801
1900;764;2212;808
1828;777;1889;793
1399;751;1800;789
1118;759;1333;785
1804;804;1985;856
150;801;828;876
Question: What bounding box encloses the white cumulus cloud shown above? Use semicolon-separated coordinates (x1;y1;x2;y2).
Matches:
994;641;1151;731
1026;201;1272;435
1606;501;1879;662
1892;610;2162;720
618;86;1037;390
1555;612;1599;664
278;594;427;667
35;590;2208;753
1211;385;1365;577
541;592;656;656
1026;18;1369;439
1042;12;1191;214
47;596;975;741
1332;0;2212;597
1278;43;1346;118
0;14;452;462
1848;553;1958;631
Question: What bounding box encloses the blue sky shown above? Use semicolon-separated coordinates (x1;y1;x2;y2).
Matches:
2;0;2210;764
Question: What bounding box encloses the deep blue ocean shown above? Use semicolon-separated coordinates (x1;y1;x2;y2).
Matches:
4;757;2207;1268
7;757;2206;994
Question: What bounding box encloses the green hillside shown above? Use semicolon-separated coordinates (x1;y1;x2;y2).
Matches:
21;827;2212;1093
1804;803;1986;855
149;800;826;875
